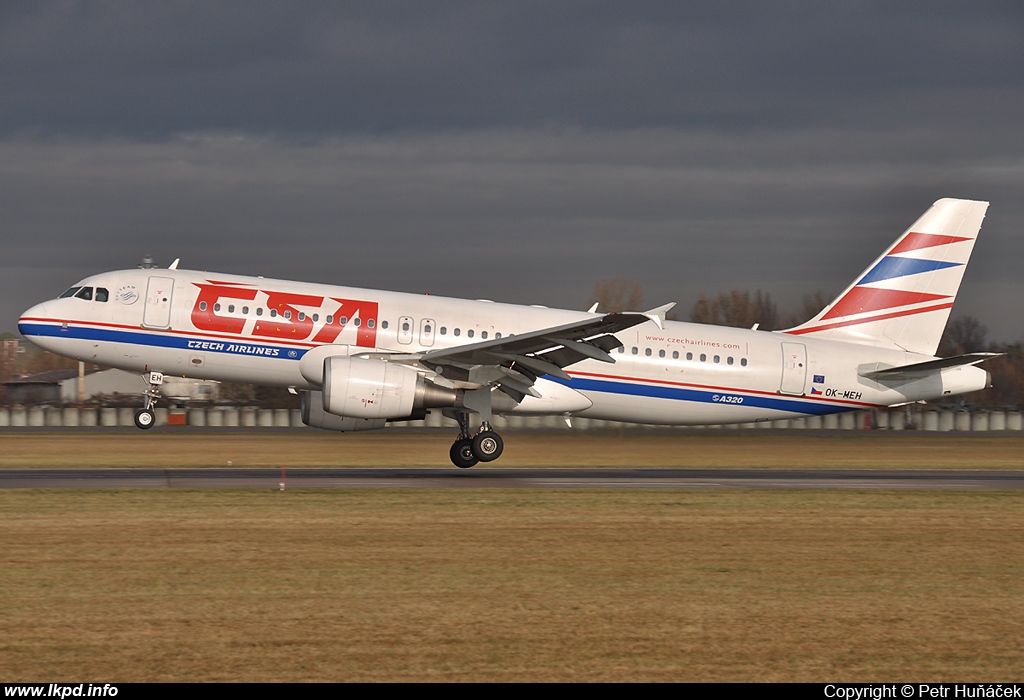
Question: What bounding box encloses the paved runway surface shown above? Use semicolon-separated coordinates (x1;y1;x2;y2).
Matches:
2;468;1023;490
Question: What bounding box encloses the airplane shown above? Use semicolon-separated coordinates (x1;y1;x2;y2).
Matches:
18;198;998;468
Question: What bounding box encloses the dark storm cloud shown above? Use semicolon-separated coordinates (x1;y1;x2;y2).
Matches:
2;2;1023;342
3;2;1022;135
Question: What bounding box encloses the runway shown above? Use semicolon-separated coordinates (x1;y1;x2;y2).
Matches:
2;468;1023;490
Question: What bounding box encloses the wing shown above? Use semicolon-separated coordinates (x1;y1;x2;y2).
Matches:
377;303;675;403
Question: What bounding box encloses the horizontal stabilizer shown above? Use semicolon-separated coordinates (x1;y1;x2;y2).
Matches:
860;352;1001;379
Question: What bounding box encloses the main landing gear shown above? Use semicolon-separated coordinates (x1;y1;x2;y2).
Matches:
447;411;504;468
134;371;163;430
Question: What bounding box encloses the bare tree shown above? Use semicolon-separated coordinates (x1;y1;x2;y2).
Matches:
938;316;988;356
690;289;780;329
780;290;831;328
590;276;643;313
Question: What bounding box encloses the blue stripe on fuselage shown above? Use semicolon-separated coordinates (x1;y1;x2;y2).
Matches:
553;375;856;415
18;322;306;360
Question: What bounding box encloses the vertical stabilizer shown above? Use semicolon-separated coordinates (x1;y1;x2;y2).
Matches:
783;198;989;356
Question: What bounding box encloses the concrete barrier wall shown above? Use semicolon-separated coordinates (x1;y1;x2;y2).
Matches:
2;405;1022;432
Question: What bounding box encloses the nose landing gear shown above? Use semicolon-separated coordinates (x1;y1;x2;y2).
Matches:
134;371;163;430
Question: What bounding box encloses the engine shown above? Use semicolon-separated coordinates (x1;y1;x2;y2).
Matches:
300;357;457;432
300;390;387;432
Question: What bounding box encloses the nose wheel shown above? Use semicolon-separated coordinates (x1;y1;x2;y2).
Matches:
134;408;156;430
135;371;164;431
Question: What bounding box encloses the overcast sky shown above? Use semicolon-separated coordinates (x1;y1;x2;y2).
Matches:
3;1;1023;341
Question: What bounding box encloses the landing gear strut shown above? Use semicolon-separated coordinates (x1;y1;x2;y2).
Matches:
134;371;163;430
446;411;504;468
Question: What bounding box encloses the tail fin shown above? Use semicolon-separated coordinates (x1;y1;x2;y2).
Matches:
783;198;989;356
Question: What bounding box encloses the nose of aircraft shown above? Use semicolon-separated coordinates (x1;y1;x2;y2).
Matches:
18;302;49;334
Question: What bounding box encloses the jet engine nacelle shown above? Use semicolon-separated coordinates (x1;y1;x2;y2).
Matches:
321;356;457;420
300;390;387;432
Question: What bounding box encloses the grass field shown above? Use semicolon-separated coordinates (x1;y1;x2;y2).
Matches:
1;430;1023;469
1;432;1022;681
1;488;1022;682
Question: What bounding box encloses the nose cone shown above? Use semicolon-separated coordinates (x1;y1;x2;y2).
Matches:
18;302;49;337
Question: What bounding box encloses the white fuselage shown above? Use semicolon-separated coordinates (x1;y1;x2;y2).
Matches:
19;268;989;425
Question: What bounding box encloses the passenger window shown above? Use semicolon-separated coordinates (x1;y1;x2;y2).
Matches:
741;358;748;367
284;310;292;319
367;319;375;329
381;320;388;329
257;308;263;317
495;332;501;339
326;315;332;323
672;351;679;359
354;318;361;327
312;313;318;322
727;357;734;365
243;306;249;315
340;316;348;324
481;331;488;339
402;321;411;332
95;288;109;302
214;303;221;312
74;287;93;301
228;305;235;313
424;324;432;334
440;327;447;335
270;309;277;318
659;349;665;358
714;355;720;363
199;301;207;311
454;328;461;337
700;354;707;362
467;330;474;338
631;347;638;355
645;348;652;357
297;312;304;321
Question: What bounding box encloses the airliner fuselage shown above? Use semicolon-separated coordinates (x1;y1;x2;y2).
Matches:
18;198;995;467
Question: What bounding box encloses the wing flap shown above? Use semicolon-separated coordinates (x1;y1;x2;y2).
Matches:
416;305;673;400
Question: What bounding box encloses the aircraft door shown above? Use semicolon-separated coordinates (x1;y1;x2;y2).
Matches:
779;342;807;396
397;316;414;345
419;318;436;347
142;276;174;329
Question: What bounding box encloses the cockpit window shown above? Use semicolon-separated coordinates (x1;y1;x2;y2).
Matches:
59;287;82;298
74;287;93;301
95;288;109;302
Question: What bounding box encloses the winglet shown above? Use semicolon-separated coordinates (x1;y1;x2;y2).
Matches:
588;302;600;313
168;258;180;270
641;302;676;331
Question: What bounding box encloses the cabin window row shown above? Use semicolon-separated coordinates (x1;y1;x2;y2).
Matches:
197;302;389;330
619;345;748;366
438;327;502;340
